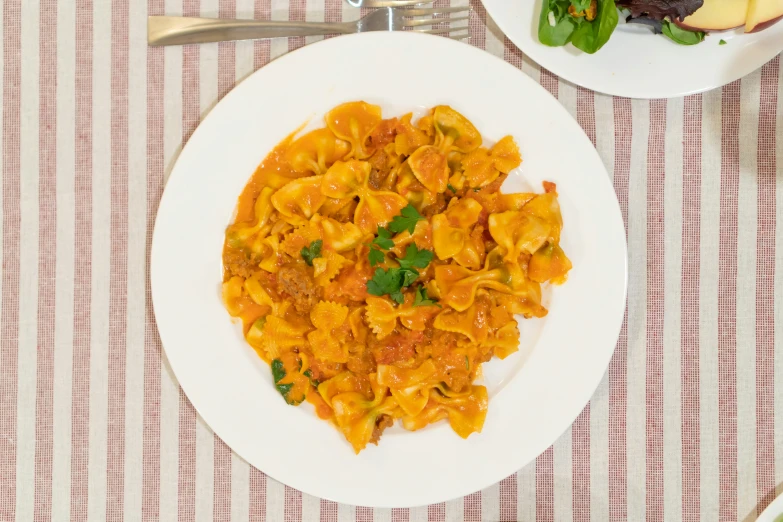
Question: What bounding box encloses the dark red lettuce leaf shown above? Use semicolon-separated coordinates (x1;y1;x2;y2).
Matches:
616;0;704;21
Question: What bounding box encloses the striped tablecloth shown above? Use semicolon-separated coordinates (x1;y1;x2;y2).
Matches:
1;0;782;520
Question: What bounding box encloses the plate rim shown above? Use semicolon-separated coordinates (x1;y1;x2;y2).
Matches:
151;31;629;507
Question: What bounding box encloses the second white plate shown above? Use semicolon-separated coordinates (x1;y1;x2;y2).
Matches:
482;0;783;98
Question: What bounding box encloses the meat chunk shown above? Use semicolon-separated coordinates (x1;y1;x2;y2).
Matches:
369;414;394;445
277;264;320;313
223;247;258;279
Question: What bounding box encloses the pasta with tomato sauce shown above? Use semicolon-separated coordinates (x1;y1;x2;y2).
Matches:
222;102;571;453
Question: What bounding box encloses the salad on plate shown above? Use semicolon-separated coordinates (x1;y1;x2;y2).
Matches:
539;0;783;54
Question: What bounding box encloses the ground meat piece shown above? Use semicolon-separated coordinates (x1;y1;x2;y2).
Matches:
371;331;425;366
478;349;494;364
367;118;398;150
223;247;258;279
346;348;376;375
368;167;386;190
369;414;394;445
368;148;388;174
422;193;448;218
277;263;321;313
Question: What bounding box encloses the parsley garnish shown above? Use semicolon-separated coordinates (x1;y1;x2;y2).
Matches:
367;268;409;304
388;204;425;234
303;369;319;388
719;39;727;45
413;285;438;307
368;248;385;267
367;227;394;267
300;240;322;266
271;359;303;405
398;243;434;270
366;242;434;305
372;227;394;250
447;183;457;193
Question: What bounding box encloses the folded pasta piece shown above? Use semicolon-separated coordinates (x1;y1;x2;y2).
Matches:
401;385;488;438
489;136;522;174
433;295;491;343
520;191;564;243
285;128;350;175
488;210;551;264
321;160;408;234
395;163;438;210
317;371;368;408
225;187;275;252
271;176;327;224
261;315;311;360
482;321;520;359
312;250;347;287
389;219;433;258
436;249;546;312
432;106;482;154
407;145;450;193
394;113;432;156
365;295;439;339
528;241;572;284
325;101;382;160
331;374;399;453
431;198;484;262
309;214;363;253
307;301;350;363
377;359;438;417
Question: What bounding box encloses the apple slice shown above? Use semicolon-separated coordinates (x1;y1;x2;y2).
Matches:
676;0;749;31
746;0;783;32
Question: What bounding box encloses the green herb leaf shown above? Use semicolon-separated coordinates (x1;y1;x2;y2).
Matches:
366;266;421;303
473;187;481;192
570;0;618;54
400;268;420;287
271;359;299;404
447;183;457;193
538;0;577;47
372;227;395;250
661;20;705;46
570;0;591;11
388;204;425;234
465;356;470;371
303;369;319;388
719;39;727;45
368;248;385;267
390;290;405;305
300;239;322;266
413;285;438;307
366;268;401;297
398;243;434;270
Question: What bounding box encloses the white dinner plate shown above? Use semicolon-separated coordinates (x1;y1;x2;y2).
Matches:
482;0;783;99
151;31;627;507
757;492;783;522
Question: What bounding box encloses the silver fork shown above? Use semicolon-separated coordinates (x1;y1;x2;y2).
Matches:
345;0;431;6
148;7;470;46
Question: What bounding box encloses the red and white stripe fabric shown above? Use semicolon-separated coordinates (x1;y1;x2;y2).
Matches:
1;0;781;520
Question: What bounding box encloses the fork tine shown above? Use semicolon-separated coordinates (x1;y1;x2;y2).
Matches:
403;14;470;27
400;6;470;16
358;0;432;7
415;26;468;36
449;32;470;41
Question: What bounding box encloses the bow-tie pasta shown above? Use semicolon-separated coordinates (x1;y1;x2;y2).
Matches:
222;102;571;453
